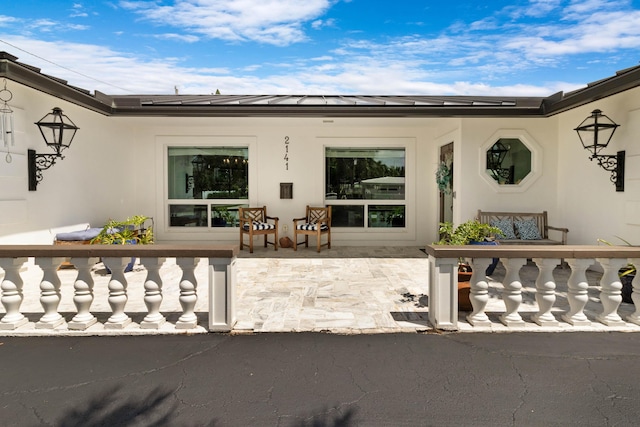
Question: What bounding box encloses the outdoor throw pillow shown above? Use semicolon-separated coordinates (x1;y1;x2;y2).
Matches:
490;218;517;240
514;218;542;240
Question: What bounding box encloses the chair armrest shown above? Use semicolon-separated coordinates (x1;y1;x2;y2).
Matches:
292;217;307;222
266;215;279;221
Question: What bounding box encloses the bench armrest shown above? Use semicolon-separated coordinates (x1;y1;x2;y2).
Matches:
545;225;569;245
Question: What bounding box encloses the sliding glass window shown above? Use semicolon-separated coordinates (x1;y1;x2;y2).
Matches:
168;146;248;228
325;148;406;228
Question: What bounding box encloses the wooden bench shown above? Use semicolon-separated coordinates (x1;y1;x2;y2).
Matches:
476;210;568;245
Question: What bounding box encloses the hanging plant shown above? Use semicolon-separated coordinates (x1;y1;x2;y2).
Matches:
435;161;452;194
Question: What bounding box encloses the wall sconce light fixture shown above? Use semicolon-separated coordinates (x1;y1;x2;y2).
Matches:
574;109;625;192
29;107;79;191
0;79;15;162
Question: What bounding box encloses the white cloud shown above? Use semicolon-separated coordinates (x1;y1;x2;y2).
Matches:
155;33;200;43
120;0;332;46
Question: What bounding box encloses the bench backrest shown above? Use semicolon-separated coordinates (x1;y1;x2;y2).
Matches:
477;210;549;239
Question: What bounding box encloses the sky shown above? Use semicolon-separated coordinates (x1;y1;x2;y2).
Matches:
0;0;639;96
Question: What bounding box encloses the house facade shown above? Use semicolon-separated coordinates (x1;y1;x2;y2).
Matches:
1;51;639;247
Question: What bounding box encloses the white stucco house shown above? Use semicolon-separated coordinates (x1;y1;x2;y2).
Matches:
1;51;639;248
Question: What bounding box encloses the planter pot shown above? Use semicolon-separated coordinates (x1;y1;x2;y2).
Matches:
458;270;473;311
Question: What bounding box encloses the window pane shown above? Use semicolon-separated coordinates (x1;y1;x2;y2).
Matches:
169;205;207;227
330;205;364;227
325;148;405;200
211;204;245;228
368;205;405;228
168;147;248;200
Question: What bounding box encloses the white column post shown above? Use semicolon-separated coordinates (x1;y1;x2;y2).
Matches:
466;257;492;327
103;257;132;329
500;258;526;327
176;257;200;329
68;257;99;330
208;257;236;332
625;258;640;325
0;257;29;329
35;257;66;329
427;256;458;331
532;258;560;326
595;258;627;326
561;258;594;326
140;257;167;329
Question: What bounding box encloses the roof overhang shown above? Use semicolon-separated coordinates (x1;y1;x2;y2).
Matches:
2;51;640;119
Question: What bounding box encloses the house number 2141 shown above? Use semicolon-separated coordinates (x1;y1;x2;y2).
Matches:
284;136;290;170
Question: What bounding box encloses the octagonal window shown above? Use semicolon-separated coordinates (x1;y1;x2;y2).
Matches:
485;138;532;185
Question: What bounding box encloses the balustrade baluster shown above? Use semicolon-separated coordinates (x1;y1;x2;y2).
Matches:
0;257;29;329
466;258;492;326
596;258;627;326
68;257;99;330
500;258;526;326
625;258;640;326
103;257;132;329
561;258;594;326
176;257;200;329
532;258;560;326
140;257;166;329
35;257;66;329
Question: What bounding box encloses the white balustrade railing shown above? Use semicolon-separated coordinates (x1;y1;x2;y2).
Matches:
425;245;640;331
0;245;238;333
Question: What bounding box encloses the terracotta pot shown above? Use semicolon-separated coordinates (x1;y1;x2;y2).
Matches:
458;271;473;311
279;236;293;248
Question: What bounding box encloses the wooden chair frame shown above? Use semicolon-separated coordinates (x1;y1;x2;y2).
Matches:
293;206;331;252
239;206;279;253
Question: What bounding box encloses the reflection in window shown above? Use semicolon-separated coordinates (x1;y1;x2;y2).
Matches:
211;204;245;228
325;147;406;229
325;148;405;200
168;146;248;228
368;205;405;228
330;205;364;227
169;205;207;227
485;138;531;185
168;147;248;200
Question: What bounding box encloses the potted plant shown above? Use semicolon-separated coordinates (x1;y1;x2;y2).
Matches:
435;220;502;310
91;215;154;272
598;237;637;304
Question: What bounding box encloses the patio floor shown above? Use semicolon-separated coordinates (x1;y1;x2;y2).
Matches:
1;245;639;335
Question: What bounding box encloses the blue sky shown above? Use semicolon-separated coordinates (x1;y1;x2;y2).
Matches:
1;0;639;96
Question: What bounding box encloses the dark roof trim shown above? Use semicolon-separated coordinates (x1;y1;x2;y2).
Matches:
2;51;639;118
543;65;640;116
0;52;112;115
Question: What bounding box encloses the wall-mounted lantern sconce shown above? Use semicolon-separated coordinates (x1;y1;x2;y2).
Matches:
28;107;79;191
186;154;207;192
0;79;15;162
574;109;625;192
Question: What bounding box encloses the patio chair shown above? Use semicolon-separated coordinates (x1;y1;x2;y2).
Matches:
293;205;331;252
239;206;279;253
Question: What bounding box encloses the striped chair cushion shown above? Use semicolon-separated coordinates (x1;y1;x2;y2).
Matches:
296;223;329;231
243;222;276;231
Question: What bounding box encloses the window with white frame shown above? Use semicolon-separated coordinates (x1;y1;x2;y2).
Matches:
325;147;406;228
167;146;249;228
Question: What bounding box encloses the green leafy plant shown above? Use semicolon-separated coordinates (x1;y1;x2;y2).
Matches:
597;236;636;277
435;220;502;245
91;215;154;245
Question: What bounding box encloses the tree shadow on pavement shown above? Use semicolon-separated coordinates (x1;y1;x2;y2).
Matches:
57;384;216;427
